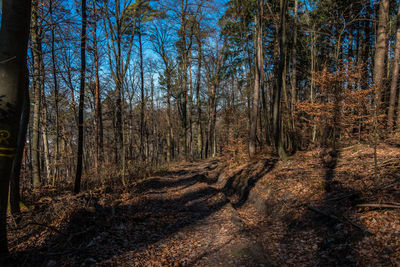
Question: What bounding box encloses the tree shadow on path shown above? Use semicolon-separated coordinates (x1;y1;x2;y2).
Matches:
278;149;367;266
3;158;276;266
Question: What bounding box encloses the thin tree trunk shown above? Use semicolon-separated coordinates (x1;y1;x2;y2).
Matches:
166;85;173;162
249;0;263;157
31;0;41;188
196;38;203;159
41;94;51;183
74;0;87;194
93;2;104;168
273;0;289;159
391;4;400;130
139;19;145;161
291;0;298;126
311;27;317;142
373;0;389;181
373;0;389;110
49;0;59;182
187;55;193;160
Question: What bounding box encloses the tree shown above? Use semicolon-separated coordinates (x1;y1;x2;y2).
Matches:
149;20;175;162
249;0;263;157
9;89;30;215
373;0;389;179
389;2;400;131
74;0;87;194
373;0;389;109
31;0;42;188
91;1;104;169
273;0;289;159
0;0;32;254
100;0;136;184
126;0;160;161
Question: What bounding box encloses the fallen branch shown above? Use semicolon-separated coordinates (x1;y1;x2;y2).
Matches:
307;205;373;235
356;203;400;209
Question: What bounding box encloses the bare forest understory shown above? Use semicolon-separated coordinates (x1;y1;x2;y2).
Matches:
1;142;399;266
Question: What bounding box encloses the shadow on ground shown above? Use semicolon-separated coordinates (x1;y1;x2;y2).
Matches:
277;149;373;266
2;158;276;266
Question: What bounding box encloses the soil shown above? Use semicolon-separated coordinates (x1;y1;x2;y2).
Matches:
2;143;400;266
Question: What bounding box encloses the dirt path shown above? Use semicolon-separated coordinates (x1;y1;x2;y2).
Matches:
5;159;272;266
106;160;271;266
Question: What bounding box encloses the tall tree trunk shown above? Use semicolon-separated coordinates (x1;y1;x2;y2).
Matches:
373;0;389;110
93;2;104;168
74;0;87;194
291;0;298;124
139;19;146;161
41;92;51;183
249;0;263;157
0;0;31;254
166;81;173;162
273;0;289;159
373;0;389;180
31;0;41;188
390;3;400;131
187;55;193;160
196;38;203;159
311;27;317;142
49;0;59;182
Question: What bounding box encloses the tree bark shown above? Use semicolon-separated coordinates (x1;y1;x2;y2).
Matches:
373;0;389;180
389;5;400;131
74;0;87;194
93;2;104;169
196;36;203;159
291;0;298;123
31;0;41;188
373;0;389;110
49;0;59;182
272;0;289;159
0;0;31;254
139;19;146;161
9;78;30;216
249;0;263;157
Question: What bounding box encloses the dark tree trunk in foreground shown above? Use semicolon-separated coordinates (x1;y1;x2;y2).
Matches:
0;0;32;254
9;90;30;215
74;0;87;194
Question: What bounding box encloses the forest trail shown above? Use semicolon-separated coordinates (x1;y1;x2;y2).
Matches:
5;145;400;266
105;159;272;266
5;158;274;266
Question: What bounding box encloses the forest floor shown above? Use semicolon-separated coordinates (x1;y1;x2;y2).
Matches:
2;142;400;266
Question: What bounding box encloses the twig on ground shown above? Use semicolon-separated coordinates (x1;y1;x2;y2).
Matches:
356;203;400;209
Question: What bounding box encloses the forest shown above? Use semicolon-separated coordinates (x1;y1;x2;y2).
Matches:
0;0;400;265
